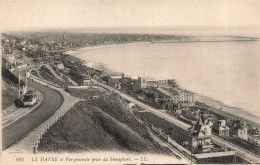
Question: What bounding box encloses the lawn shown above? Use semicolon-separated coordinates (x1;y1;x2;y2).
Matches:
134;112;191;145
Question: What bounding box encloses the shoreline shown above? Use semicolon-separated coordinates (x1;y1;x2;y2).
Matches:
66;35;259;55
66;41;151;55
64;39;260;126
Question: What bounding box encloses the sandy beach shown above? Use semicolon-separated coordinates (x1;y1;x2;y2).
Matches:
66;39;260;126
194;94;260;127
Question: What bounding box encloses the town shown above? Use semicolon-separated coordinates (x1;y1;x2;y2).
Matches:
2;32;260;164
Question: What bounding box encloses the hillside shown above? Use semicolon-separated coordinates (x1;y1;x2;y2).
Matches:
2;80;18;110
39;88;173;155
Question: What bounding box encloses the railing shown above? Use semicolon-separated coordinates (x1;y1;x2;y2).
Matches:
34;99;78;153
150;123;194;163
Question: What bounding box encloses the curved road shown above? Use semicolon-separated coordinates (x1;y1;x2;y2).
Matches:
2;79;63;149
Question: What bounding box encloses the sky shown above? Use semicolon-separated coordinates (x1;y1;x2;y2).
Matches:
0;0;260;32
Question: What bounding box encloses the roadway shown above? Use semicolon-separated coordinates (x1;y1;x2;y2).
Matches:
92;79;191;129
2;75;63;149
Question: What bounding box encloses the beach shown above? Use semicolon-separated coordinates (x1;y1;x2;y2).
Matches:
66;38;260;123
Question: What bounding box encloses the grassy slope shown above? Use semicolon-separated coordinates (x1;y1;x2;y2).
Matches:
135;112;190;144
39;88;172;155
2;80;18;109
39;102;124;152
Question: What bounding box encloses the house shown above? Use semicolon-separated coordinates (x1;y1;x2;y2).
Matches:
249;128;260;136
212;120;230;136
237;123;249;141
190;124;212;149
230;120;249;141
141;78;158;89
2;42;13;54
56;62;64;70
248;135;260;146
82;75;92;86
190;115;213;150
2;54;16;70
115;82;121;90
108;78;121;90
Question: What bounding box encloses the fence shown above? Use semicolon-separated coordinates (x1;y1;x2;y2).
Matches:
34;99;78;153
150;123;195;162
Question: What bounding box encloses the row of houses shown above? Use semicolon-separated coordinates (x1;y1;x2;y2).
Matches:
2;54;29;71
189;112;260;150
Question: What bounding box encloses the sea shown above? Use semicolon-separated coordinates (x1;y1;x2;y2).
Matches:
67;31;260;119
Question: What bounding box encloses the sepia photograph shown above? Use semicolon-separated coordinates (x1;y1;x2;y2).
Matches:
1;0;260;164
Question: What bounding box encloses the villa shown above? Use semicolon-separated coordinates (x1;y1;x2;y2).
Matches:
212;120;230;136
230;120;249;141
190;115;213;150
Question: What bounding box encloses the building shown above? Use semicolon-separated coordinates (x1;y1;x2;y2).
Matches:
132;77;141;92
249;128;260;136
230;120;249;141
82;75;92;86
167;90;195;106
157;79;176;87
248;135;260;146
237;123;249;141
114;81;121;90
141;77;176;89
212;120;230;136
2;54;16;70
56;62;64;70
108;78;121;90
190;115;213;150
179;91;195;106
2;42;14;54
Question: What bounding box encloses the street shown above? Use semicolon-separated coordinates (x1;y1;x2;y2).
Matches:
2;79;63;149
